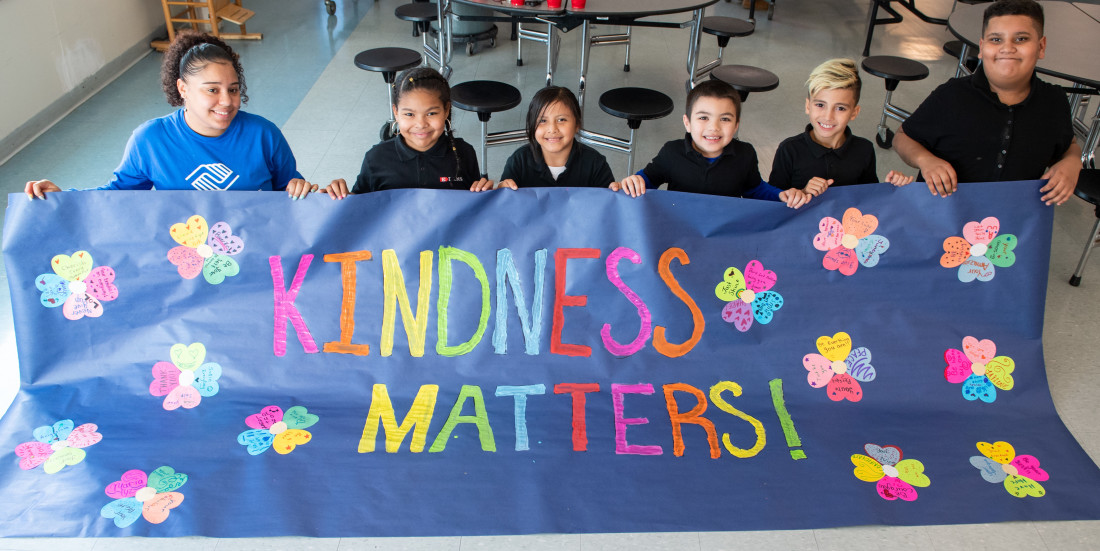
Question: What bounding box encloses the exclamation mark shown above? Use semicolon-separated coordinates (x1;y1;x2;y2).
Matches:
769;378;807;460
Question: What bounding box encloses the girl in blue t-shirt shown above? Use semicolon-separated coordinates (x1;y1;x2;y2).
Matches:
25;31;315;199
322;67;494;197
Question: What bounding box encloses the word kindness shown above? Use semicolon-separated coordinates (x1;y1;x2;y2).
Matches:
269;247;708;359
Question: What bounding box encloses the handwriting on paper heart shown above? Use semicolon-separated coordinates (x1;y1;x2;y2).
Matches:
170;343;206;371
170;215;209;248
167;246;204;279
816;332;852;361
841;208;878;239
246;406;283;430
743;260;776;293
51;251;93;281
284;406;319;429
963;217;1000;244
977;441;1015;464
208;221;244;255
106;469;148;499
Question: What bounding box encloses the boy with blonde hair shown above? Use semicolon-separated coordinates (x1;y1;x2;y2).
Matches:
770;58;912;195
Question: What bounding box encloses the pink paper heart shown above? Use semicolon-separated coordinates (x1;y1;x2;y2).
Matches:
164;385;201;410
1012;454;1049;482
85;266;119;302
743;260;776;293
167;246;204;280
208;221;244;256
962;336;996;364
823;246;859;276
66;423;102;448
813;217;844;251
803;354;834;388
944;348;973;383
62;293;103;320
246;406;284;429
106;469;148;499
963;217;1000;245
14;442;53;470
877;476;918;501
150;361;180;397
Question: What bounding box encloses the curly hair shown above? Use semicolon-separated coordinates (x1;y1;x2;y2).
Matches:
160;30;248;107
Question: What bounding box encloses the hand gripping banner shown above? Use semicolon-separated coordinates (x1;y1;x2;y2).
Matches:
1;182;1099;537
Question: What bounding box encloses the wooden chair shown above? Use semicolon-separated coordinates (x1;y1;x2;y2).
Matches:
154;0;262;51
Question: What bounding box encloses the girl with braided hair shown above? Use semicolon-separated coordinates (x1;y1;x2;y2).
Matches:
322;67;494;197
25;30;315;198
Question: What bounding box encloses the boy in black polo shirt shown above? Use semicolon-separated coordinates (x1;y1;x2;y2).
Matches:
893;0;1081;205
614;80;811;208
770;58;913;194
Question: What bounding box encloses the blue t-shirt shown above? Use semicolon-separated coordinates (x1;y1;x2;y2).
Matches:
101;109;302;191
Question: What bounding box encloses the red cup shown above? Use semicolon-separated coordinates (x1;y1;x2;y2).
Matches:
547;0;562;8
570;0;585;7
511;0;524;5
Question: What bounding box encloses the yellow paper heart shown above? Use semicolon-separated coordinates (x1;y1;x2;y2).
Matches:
274;429;312;454
977;441;1015;464
170;343;206;371
51;251;93;282
985;356;1015;390
817;332;852;362
170;215;208;248
851;454;884;482
1005;474;1045;498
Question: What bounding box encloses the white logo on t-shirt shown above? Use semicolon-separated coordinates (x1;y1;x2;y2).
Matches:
186;163;239;190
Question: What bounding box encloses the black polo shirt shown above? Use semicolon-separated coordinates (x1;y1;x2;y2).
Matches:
640;134;779;199
769;125;879;190
351;135;480;193
501;142;615;188
900;67;1073;183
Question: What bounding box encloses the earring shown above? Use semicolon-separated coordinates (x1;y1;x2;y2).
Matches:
390;120;400;136
445;119;453;133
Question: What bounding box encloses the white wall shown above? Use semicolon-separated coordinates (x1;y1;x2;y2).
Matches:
0;0;164;159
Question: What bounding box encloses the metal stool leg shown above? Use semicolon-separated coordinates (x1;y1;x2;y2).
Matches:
1070;215;1100;286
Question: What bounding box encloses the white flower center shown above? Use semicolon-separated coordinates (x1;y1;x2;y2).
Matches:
50;441;69;451
269;421;288;435
135;487;157;503
971;363;987;376
881;465;899;478
196;243;214;259
178;370;196;387
970;243;988;257
831;360;847;375
69;280;87;295
1002;464;1018;476
841;233;860;249
740;289;756;303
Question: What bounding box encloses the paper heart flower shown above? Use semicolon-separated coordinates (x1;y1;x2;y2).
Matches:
714;260;784;332
851;443;930;501
803;332;876;402
100;466;188;527
166;215;244;284
812;208;889;276
14;419;102;474
940;217;1017;282
943;336;1015;403
237;405;318;455
149;342;222;410
35;250;119;320
970;441;1047;498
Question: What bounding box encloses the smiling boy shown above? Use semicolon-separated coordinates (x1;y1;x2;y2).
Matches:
893;0;1081;205
770;59;913;195
615;80;810;208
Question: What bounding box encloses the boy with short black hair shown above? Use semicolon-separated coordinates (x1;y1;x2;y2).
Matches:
893;0;1081;205
770;58;913;195
614;80;811;208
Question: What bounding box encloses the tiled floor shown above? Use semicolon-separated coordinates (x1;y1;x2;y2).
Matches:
2;0;1100;548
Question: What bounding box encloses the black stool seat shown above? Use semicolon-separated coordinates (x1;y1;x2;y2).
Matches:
701;16;755;38
354;47;422;74
598;88;675;126
943;40;976;61
710;65;779;101
861;55;929;82
1076;170;1100;211
451;81;522;119
395;2;438;21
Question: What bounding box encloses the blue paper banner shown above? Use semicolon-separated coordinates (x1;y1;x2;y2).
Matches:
2;182;1099;537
